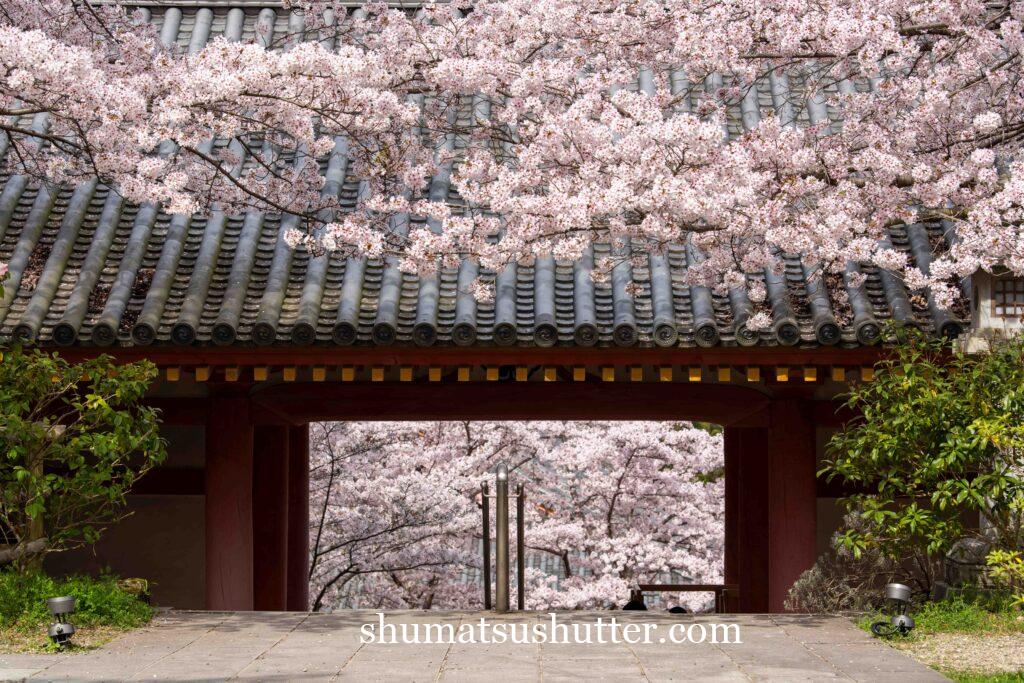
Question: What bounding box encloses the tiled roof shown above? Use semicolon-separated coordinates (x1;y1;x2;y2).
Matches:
0;4;967;350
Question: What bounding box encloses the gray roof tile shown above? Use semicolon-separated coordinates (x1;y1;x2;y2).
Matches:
0;3;967;349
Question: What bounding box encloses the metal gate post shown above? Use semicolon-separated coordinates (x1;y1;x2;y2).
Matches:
495;464;510;613
482;481;491;610
516;483;525;610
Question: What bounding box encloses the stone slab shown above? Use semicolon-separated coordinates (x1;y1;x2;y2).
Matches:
0;611;948;682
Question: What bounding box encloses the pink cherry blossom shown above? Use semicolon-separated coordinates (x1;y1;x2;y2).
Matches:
309;421;723;612
3;0;1023;301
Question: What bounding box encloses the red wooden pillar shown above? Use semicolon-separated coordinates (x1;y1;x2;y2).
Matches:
723;428;740;612
205;395;254;610
732;427;770;613
286;424;310;611
767;399;817;612
253;425;289;611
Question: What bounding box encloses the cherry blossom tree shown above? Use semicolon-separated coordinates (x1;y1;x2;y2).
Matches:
5;0;1023;310
308;420;723;612
307;420;544;611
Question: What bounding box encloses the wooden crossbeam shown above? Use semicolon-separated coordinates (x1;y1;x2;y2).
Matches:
150;358;873;387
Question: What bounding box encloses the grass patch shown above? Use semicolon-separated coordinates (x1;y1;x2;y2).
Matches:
0;570;153;653
860;598;1024;681
858;597;1024;639
942;672;1024;683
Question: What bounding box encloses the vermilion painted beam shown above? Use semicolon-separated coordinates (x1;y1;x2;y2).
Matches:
205;396;254;610
45;344;887;368
253;425;290;611
768;400;817;612
287;424;310;612
249;381;773;426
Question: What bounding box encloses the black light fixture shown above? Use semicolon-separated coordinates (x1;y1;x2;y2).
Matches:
870;583;915;637
46;596;76;647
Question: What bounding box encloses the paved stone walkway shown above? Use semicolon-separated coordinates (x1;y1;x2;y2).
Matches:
1;611;946;682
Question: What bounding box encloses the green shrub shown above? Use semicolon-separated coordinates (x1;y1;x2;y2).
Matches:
0;570;153;629
786;512;899;612
860;597;1024;637
824;331;1024;593
988;549;1024;609
0;349;166;569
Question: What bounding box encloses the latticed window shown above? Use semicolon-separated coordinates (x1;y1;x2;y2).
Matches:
993;277;1024;317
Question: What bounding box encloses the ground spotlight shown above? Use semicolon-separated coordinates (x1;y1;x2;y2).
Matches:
870;583;915;637
46;596;76;647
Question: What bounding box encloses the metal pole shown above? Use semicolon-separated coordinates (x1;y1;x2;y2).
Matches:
481;481;491;610
495;464;510;613
516;483;525;611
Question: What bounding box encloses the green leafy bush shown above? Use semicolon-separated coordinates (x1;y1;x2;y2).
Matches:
0;349;166;569
823;331;1024;593
0;569;152;629
988;549;1024;609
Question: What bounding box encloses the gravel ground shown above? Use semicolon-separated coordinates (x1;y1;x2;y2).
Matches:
0;624;124;654
896;632;1024;674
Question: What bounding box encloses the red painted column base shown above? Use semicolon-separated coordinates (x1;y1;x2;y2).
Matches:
286;424;310;612
253;425;290;611
205;395;254;610
730;399;817;613
768;400;817;612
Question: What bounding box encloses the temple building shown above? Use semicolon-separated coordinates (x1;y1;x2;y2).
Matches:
2;2;1015;613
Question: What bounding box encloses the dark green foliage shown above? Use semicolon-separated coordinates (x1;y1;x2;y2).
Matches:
823;331;1024;591
0;349;166;566
0;570;152;629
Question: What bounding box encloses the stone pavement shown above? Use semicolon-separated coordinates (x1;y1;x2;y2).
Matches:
0;611;947;682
